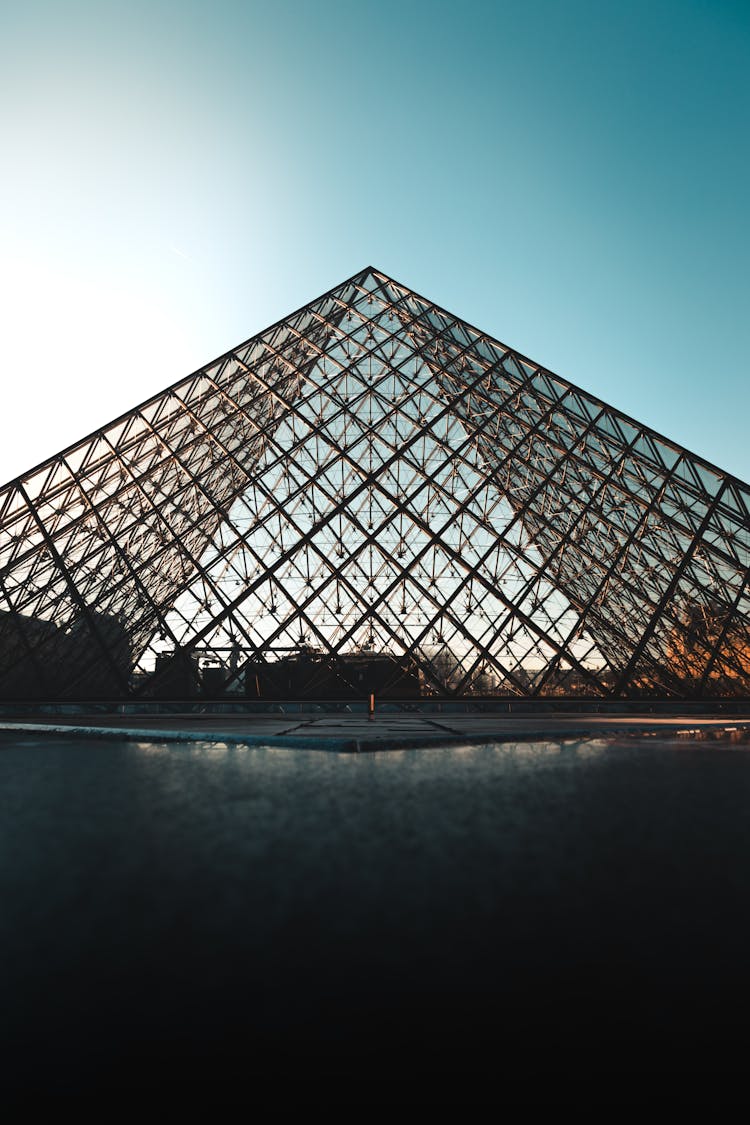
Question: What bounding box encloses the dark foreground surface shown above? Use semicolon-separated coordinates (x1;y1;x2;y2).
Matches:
3;733;750;1094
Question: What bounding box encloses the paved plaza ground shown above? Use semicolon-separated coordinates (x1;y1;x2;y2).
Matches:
3;703;750;751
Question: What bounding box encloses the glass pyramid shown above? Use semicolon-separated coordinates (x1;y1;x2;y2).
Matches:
1;266;748;699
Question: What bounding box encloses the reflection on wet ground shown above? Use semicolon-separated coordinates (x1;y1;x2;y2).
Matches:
3;734;750;1089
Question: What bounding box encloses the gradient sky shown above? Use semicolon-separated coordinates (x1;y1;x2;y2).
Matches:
1;0;748;483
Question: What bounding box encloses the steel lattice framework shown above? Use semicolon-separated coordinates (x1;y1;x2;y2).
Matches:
1;266;749;700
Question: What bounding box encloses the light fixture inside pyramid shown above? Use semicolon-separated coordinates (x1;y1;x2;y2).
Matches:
1;267;748;700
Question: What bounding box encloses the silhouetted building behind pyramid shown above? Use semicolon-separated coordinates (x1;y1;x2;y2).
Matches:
1;267;749;700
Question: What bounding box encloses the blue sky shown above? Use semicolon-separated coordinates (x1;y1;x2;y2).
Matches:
1;0;748;482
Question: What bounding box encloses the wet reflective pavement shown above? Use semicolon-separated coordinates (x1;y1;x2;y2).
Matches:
3;731;750;1092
